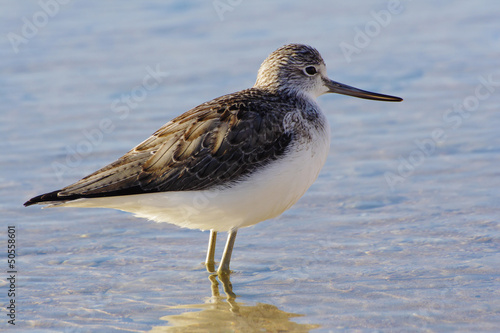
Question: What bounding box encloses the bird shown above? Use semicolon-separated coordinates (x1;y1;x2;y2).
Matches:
24;44;402;276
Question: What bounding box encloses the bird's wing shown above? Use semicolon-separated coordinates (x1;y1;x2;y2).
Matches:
31;90;294;203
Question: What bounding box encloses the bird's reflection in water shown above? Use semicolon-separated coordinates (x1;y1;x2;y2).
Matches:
149;273;319;332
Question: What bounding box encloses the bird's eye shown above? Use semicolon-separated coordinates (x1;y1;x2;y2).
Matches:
304;66;317;76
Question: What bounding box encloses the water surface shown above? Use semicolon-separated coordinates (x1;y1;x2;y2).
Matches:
1;1;499;331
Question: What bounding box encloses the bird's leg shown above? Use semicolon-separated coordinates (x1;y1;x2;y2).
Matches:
218;228;238;276
205;230;217;273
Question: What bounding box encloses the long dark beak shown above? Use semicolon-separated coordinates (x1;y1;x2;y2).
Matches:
325;79;402;102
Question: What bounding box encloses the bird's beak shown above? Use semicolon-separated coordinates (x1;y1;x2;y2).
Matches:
324;78;402;102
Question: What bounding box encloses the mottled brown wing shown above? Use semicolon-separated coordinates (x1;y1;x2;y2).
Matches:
25;90;294;205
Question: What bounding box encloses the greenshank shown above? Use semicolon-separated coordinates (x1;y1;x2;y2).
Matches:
25;44;402;275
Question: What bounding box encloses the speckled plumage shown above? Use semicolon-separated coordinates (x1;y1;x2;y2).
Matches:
24;89;325;204
25;45;329;205
24;44;402;274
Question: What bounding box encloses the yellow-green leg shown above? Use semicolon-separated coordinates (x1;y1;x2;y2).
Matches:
218;229;238;275
205;230;217;273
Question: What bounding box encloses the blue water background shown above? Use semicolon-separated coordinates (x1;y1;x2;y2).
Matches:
1;1;499;331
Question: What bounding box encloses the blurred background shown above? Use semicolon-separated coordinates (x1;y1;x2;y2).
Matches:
1;1;499;331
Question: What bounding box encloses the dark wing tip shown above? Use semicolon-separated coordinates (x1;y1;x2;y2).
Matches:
24;185;154;207
24;190;62;207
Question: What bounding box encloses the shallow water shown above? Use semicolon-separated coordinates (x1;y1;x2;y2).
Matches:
2;0;499;331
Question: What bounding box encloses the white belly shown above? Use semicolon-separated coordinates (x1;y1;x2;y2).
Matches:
57;116;330;232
